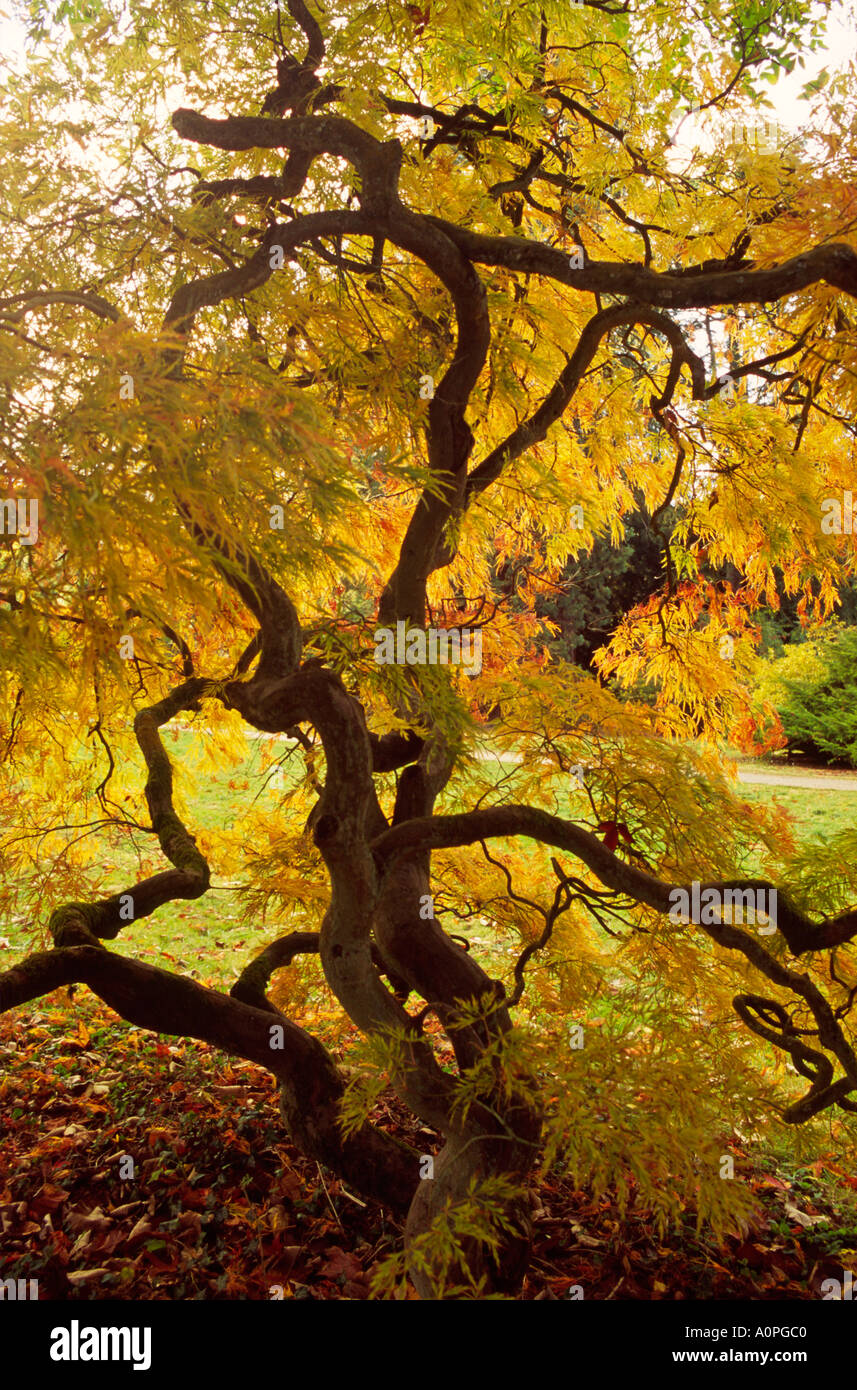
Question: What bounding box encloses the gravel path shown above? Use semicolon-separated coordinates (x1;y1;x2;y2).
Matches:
736;769;857;791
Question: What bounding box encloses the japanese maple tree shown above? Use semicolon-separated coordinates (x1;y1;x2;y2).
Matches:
1;0;857;1296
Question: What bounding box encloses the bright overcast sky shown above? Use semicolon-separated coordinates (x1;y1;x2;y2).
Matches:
663;0;857;162
759;0;856;128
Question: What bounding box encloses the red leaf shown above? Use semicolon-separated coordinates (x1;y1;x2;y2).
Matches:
597;821;619;852
406;3;430;33
30;1183;69;1216
319;1246;363;1280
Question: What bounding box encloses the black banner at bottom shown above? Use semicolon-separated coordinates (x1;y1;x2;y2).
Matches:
3;1295;850;1378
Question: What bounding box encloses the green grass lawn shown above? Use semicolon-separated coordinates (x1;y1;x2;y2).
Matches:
738;783;857;844
2;731;304;988
3;742;855;993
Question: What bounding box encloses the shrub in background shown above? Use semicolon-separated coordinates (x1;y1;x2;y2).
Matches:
754;623;857;767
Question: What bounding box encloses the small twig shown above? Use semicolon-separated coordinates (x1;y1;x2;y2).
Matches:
316;1162;345;1230
338;1185;368;1208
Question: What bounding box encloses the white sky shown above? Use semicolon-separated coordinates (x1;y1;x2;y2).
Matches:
753;0;856;125
664;0;857;157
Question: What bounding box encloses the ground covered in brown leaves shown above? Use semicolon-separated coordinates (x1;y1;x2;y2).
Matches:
1;991;856;1300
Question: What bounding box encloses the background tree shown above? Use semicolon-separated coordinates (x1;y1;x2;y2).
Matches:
2;0;857;1296
497;501;672;670
752;623;857;767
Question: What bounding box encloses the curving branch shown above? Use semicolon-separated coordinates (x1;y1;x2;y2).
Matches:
463;304;703;508
370;803;857;958
0;944;418;1212
178;515;303;679
283;0;325;69
372;804;857;1119
162;209;373;349
49;678;211;946
231;930;412;1010
170;110;403;209
0;290;122;324
423;221;857;309
232;931;322;1011
733;993;857;1122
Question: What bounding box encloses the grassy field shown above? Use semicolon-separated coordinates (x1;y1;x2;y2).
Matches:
2;732;295;988
738;782;857;844
2;740;855;993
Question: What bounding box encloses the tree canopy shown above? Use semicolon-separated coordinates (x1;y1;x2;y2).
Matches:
1;0;857;1298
